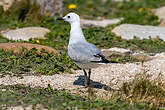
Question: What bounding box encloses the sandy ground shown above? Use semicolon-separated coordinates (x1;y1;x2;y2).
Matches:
1;58;165;110
0;58;165;91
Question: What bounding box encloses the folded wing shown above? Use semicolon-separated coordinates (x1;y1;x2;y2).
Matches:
68;41;114;64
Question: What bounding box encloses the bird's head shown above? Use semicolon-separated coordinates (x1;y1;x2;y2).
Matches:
57;13;80;24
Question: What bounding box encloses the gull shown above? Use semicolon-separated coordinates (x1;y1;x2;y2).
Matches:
57;13;115;87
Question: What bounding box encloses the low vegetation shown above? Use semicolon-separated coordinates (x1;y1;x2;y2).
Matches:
0;0;165;109
118;72;165;108
0;84;163;110
0;49;78;77
64;0;162;26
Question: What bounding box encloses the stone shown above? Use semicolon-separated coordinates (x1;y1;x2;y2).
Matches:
159;19;165;27
101;47;131;58
131;52;165;61
112;24;165;41
1;27;50;41
0;43;58;54
102;47;131;55
131;54;153;63
6;105;33;110
80;18;123;27
31;0;63;17
153;53;165;59
155;6;165;20
102;47;131;54
0;0;15;11
0;0;63;17
154;6;165;27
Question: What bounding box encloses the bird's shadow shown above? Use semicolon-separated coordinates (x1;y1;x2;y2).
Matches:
73;75;113;91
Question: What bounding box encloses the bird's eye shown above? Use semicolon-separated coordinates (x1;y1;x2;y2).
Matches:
67;16;70;18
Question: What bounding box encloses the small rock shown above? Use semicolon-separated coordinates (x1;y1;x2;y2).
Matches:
6;105;33;110
131;54;153;63
159;19;165;27
112;24;165;41
31;0;63;17
81;18;123;27
36;104;47;110
155;6;165;20
0;43;58;54
0;0;15;11
0;0;63;17
102;47;131;54
101;47;131;58
1;89;6;92
154;6;165;27
1;27;50;41
153;53;165;59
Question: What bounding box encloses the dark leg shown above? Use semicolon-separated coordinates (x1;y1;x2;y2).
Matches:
87;69;91;86
83;69;88;87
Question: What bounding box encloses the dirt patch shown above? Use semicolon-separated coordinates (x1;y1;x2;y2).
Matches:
0;43;58;54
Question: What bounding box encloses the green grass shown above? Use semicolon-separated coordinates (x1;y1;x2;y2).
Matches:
0;49;78;77
0;35;9;43
0;84;161;110
64;0;162;25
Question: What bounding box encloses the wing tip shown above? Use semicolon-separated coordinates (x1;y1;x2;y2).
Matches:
91;59;117;63
102;59;117;63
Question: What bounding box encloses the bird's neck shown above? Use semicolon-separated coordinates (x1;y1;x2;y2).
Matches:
69;22;86;44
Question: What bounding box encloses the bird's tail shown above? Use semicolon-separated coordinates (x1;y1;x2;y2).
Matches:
91;58;118;63
101;57;117;63
92;53;118;63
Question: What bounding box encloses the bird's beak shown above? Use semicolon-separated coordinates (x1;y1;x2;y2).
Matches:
56;17;64;20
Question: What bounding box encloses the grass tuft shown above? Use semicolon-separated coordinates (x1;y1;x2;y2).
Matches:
118;71;165;107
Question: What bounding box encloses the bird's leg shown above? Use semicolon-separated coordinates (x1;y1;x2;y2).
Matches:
87;69;91;86
83;69;88;87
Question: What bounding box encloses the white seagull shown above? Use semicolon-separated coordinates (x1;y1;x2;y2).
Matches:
57;13;115;87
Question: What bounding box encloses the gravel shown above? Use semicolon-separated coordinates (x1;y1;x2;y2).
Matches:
1;58;165;110
0;59;165;91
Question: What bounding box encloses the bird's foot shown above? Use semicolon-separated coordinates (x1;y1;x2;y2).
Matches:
84;80;91;88
84;80;88;88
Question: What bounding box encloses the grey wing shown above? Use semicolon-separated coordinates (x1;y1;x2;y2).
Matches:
68;42;110;63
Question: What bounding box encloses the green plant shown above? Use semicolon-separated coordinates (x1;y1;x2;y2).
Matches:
0;84;159;109
0;35;9;43
63;0;162;25
0;48;78;76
